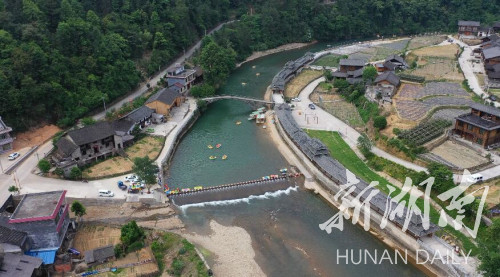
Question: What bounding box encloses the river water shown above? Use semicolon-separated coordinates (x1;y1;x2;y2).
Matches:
166;44;426;276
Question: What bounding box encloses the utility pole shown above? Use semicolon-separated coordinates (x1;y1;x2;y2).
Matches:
0;159;3;173
36;151;40;162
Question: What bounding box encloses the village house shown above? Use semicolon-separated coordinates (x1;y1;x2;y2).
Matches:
458;20;480;37
165;63;196;94
0;117;13;154
332;59;366;84
0;191;71;265
271;52;315;94
493;21;500;33
482;46;500;66
123;106;154;129
145;88;183;117
373;71;401;102
478;26;493;38
54;119;135;174
454;103;500;148
485;63;500;83
84;245;115;265
375;55;408;72
0;245;43;277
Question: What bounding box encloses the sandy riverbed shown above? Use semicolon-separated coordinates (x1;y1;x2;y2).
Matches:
236;42;317;68
181;220;265;277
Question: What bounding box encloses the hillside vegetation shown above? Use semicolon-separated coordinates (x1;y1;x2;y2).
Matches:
1;0;499;131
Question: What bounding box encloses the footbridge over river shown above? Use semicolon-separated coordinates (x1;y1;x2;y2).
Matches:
167;173;302;206
202;95;274;108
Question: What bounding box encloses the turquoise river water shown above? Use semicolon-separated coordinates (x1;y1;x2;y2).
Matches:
165;43;426;276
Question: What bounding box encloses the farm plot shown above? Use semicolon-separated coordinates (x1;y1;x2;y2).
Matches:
398;82;468;99
395;97;474;121
431;108;468;121
310;92;364;127
398;119;452;146
411;44;460;58
284;69;324;98
430;140;488;169
407;35;448;50
313;54;343;67
410;57;463;81
354;40;409;61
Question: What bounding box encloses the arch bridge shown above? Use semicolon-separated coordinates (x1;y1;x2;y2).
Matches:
202;95;274;108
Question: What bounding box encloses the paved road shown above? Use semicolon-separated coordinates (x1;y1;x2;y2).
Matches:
292;77;428;173
0;100;196;199
452;36;500;108
92;20;236;120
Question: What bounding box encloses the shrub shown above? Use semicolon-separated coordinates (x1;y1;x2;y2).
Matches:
81;117;96;126
120;221;145;248
171;258;185;276
38;159;51;173
8;186;18;193
373;116;387;129
54;168;64;176
69;167;82;180
127;241;144;253
114;244;124;258
393;128;401;135
178;247;186;255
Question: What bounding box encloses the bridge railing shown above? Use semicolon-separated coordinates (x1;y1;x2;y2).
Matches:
202;94;273;103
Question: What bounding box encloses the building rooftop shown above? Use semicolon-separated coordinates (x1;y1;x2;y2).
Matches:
457;114;500;130
9;191;65;223
375;71;400;86
0;252;42;277
483;46;500;60
146;88;181;106
0;225;27;248
124;106;154;123
458;20;480;27
470;102;500;117
0;117;13;135
84;245;115;264
66;119;135;147
339;59;366;67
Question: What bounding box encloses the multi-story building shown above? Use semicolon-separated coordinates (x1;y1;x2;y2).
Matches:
454;103;500;148
0;117;13;154
458;20;480;37
0;191;70;265
165;63;196;94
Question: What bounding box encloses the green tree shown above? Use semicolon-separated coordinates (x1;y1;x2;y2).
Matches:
120;221;145;248
81;117;96;126
362;66;378;83
373;116;387;129
427;162;454;194
38;159;51;173
132;156;157;193
478;218;500;277
8;186;19;194
324;70;333;81
198;38;236;87
357;134;372;157
69;166;82;180
70;200;86;222
190;84;215;98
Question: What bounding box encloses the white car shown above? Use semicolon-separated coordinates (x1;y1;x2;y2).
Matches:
291;98;301;102
8;152;20;160
98;190;114;197
124;175;139;182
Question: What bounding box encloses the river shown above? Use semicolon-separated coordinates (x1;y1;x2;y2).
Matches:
165;43;426;276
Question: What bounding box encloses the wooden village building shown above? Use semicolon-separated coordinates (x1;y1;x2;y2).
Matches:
454;103;500;148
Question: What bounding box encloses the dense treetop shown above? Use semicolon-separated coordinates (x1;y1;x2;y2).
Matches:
1;0;499;131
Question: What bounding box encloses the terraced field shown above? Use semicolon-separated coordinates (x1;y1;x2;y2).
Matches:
396;97;474;121
398;82;469;99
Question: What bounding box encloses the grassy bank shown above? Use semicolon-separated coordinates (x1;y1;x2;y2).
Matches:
306;129;479;255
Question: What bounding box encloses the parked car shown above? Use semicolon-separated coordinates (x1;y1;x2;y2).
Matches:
8;152;20;160
308;103;316;110
291;97;301;102
489;95;498;102
124;175;139;182
117;181;127;190
466;174;483;184
98;190;114;197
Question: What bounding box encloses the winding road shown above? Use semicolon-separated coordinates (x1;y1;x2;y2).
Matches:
92;20;236;120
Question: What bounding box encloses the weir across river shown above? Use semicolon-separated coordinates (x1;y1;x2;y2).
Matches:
167;173;302;206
